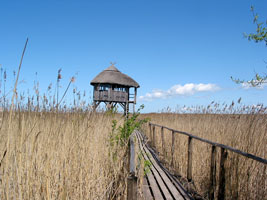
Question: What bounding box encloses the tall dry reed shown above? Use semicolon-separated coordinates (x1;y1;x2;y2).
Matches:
0;60;128;199
141;104;266;199
0;110;129;199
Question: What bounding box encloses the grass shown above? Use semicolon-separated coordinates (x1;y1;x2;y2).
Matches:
141;104;266;199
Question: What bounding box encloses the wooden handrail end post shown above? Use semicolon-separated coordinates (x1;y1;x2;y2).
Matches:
171;130;175;167
218;148;228;200
152;125;155;147
149;123;152;141
187;136;193;181
209;145;216;200
161;126;166;157
127;175;137;200
127;133;138;200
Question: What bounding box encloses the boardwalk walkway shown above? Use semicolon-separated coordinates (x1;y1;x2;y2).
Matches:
133;130;192;200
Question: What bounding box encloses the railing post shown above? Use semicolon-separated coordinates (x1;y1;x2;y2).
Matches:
161;127;166;157
187;136;193;181
218;148;228;200
149;123;152;141
152;125;155;148
127;135;137;200
209;145;216;200
171;130;175;166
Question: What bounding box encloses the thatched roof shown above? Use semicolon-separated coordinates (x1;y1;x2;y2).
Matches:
91;65;140;88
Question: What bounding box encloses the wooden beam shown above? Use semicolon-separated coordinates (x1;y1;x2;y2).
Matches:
119;102;125;110
161;127;166;157
152;125;155;148
187;137;193;181
149;123;152;142
134;87;137;104
218;148;228;200
93;101;100;111
127;176;137;200
209;145;216;200
171;130;175;167
125;102;129;119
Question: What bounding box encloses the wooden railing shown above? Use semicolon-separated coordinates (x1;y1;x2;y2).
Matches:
94;90;128;102
148;122;267;200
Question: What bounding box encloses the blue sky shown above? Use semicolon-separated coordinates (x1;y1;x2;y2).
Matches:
0;0;266;112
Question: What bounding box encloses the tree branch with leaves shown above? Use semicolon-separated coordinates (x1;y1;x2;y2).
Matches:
232;6;267;87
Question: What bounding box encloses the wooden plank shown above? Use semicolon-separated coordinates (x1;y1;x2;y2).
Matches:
135;130;163;200
142;176;153;200
140;132;192;200
136;135;171;199
135;131;188;200
145;142;192;200
146;167;165;200
136;130;192;200
159;168;191;200
140;142;184;199
147;159;173;199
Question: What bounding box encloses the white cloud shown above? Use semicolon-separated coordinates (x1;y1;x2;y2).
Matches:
139;83;220;101
139;89;166;101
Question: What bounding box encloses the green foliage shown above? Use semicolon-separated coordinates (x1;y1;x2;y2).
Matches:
109;104;150;147
244;6;267;46
105;105;119;116
232;6;267;87
109;104;152;175
137;151;152;176
143;159;152;175
231;73;267;87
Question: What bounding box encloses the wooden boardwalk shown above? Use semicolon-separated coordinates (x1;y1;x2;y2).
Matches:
128;123;267;200
132;130;192;200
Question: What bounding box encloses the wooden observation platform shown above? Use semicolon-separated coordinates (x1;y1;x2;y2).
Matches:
90;63;139;115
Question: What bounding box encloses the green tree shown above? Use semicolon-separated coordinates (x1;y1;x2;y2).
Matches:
231;6;267;87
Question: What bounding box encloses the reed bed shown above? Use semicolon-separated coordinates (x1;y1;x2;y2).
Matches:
0;64;129;199
0;110;129;199
141;104;266;199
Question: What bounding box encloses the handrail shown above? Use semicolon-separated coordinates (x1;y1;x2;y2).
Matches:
148;122;266;199
149;122;267;164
